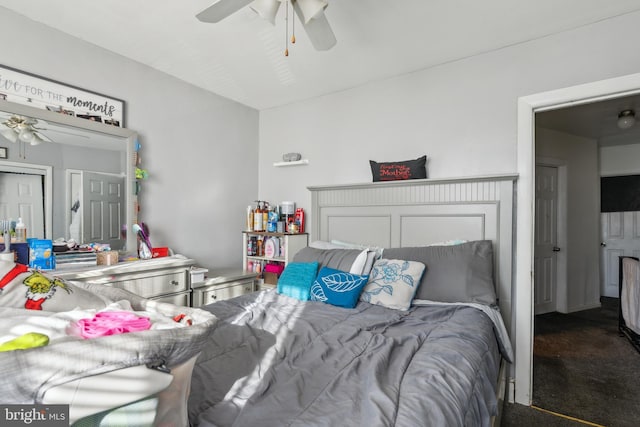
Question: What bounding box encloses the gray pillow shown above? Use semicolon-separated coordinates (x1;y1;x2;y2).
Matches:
292;247;364;274
382;240;496;305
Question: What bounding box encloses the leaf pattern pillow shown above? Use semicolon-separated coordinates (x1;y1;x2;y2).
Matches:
310;267;369;309
360;259;426;311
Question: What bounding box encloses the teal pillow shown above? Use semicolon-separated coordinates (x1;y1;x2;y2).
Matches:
310;267;369;309
277;262;319;301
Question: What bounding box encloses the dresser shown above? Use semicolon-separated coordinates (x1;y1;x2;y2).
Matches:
54;255;196;306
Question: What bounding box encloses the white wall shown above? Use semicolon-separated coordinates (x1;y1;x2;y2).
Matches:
600;143;640;176
258;11;640;230
0;9;259;270
536;127;601;312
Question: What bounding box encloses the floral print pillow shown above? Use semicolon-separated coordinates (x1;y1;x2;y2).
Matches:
360;259;426;311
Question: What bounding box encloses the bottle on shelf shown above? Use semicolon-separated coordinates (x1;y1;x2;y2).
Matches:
262;202;269;231
253;201;264;231
295;208;305;233
246;205;254;231
256;236;264;257
14;217;27;242
267;207;278;232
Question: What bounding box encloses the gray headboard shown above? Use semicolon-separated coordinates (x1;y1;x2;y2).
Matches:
308;174;517;332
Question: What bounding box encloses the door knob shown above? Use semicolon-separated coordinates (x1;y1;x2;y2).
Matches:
552;247;561;252
601;242;607;247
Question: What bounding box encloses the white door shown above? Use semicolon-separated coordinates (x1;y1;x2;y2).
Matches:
0;172;45;238
600;211;640;298
534;165;559;314
82;172;125;250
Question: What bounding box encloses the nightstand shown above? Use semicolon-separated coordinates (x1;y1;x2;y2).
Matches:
191;268;258;307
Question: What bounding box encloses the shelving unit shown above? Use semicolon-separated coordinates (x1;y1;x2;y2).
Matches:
273;159;309;167
242;231;308;287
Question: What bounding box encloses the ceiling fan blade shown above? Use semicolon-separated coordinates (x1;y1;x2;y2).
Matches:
196;0;254;23
292;1;336;51
33;131;52;143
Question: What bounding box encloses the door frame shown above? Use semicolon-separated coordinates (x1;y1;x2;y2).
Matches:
516;72;640;405
534;158;569;313
0;161;53;239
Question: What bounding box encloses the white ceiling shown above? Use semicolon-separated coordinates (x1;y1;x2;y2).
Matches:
537;94;640;146
2;0;640;111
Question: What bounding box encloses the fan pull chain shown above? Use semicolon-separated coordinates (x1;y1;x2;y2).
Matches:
284;0;289;56
291;3;296;44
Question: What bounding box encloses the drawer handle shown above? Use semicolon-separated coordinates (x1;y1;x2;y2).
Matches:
245;287;251;292
170;280;179;286
210;294;217;300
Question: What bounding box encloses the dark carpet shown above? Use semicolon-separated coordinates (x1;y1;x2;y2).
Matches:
501;297;640;427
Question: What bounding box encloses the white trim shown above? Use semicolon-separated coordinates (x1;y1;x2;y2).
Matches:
515;72;640;405
308;174;518;191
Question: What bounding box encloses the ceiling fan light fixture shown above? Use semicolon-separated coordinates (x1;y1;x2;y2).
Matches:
617;109;636;130
250;0;280;25
0;127;18;143
18;128;35;144
296;0;328;23
30;133;44;146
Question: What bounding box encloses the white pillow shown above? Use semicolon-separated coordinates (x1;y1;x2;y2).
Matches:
329;239;384;260
349;249;369;275
360;259;426;311
307;243;370;275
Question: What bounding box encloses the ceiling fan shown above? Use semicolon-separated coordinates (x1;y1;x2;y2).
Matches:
0;115;87;146
196;0;337;52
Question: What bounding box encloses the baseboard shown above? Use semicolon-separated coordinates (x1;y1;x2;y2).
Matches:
560;301;602;314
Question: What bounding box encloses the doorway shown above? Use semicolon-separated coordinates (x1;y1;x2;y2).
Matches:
515;72;640;406
0;171;45;238
0;161;52;240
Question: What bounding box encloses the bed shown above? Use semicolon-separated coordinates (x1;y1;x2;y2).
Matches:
188;175;516;427
0;260;217;426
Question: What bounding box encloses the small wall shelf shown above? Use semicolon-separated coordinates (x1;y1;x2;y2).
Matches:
273;159;309;167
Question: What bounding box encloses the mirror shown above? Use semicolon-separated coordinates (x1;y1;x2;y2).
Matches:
0;99;137;252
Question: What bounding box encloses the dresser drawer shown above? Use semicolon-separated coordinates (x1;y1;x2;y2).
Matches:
110;270;188;298
193;280;254;307
150;291;191;306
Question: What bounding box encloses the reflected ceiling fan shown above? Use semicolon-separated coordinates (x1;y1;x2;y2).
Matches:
0;115;88;146
197;0;337;53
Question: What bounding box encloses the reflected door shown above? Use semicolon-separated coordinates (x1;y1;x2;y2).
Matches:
82;172;125;250
600;211;640;298
535;165;559;315
0;172;45;238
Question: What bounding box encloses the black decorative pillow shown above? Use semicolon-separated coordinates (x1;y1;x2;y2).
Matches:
369;155;427;182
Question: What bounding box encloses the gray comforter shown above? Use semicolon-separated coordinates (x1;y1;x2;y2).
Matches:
189;290;509;427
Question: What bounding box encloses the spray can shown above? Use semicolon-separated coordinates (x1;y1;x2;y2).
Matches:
294;208;305;233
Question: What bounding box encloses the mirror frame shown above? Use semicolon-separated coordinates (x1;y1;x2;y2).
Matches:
0;99;138;252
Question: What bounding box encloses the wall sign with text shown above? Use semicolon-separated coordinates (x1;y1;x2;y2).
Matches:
0;64;125;127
